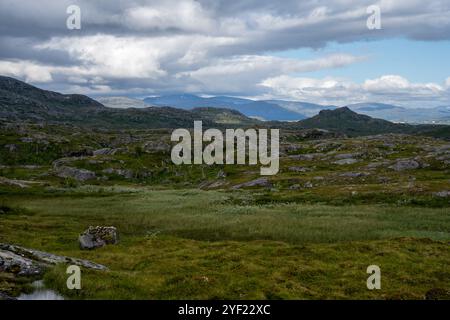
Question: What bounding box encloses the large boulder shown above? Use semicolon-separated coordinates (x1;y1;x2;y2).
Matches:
79;226;119;250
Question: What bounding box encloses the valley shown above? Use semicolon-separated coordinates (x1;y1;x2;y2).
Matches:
0;76;449;300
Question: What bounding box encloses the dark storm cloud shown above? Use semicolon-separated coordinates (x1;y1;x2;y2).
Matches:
0;0;449;106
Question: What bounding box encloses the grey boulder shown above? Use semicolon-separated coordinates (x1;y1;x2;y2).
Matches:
55;166;96;181
389;159;420;171
79;226;119;250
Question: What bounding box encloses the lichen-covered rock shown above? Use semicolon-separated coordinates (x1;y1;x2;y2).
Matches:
102;168;134;179
333;158;359;165
288;166;310;173
79;226;119;250
339;172;369;178
389;159;420;171
432;191;450;198
334;153;361;160
232;178;272;190
0;243;107;271
0;249;44;276
143;140;171;153
55;166;96;181
288;153;325;161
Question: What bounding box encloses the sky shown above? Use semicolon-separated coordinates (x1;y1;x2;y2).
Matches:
0;0;449;108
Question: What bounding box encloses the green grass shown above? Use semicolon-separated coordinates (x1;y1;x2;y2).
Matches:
1;188;449;299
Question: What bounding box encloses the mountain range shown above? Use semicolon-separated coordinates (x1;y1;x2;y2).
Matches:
0;76;449;138
143;94;305;121
141;94;450;124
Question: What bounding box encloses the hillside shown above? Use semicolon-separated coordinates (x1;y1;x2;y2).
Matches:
0;76;105;122
295;107;450;138
190;107;259;125
297;107;407;136
0;77;224;129
1;76;449;138
97;96;153;109
144;94;305;121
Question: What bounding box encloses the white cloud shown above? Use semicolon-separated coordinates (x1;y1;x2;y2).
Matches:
0;60;53;83
124;1;215;32
446;77;450;88
37;36;167;79
363;75;410;91
260;75;450;107
175;54;361;93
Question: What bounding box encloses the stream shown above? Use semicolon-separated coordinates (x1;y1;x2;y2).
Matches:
17;280;64;300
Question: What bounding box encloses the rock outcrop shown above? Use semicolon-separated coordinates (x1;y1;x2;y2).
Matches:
333;158;359;165
55;166;96;181
0;243;108;276
232;178;272;190
79;226;119;250
389;159;420;171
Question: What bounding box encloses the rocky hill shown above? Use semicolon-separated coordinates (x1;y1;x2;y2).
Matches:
296;107;450;138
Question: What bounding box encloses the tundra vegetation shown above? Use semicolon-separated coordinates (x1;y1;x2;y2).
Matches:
0;76;449;299
1;122;449;300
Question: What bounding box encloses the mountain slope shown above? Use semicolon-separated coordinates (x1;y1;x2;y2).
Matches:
97;96;153;109
144;94;305;121
191;107;258;125
0;76;105;122
1;76;449;137
0;77;216;128
297;107;412;136
266;100;338;117
295;106;450;138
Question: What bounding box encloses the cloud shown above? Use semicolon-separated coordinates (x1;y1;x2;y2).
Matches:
0;0;449;105
0;60;53;83
124;2;215;32
176;54;362;94
260;75;450;107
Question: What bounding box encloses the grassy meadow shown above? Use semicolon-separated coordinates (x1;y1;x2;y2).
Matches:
1;188;449;299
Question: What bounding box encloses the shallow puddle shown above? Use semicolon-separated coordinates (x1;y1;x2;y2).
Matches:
18;280;64;300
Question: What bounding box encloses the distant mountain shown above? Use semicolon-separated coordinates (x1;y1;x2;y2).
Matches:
97;96;153;109
347;103;450;124
264;100;450;124
0;76;448;138
297;107;412;136
265;100;338;117
144;94;305;121
296;106;450;138
143;94;450;124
